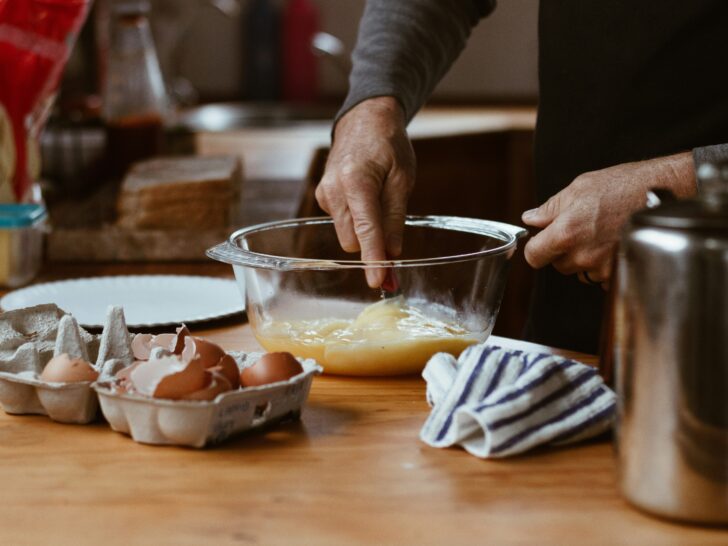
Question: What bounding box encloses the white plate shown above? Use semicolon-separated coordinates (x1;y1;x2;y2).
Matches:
0;275;245;328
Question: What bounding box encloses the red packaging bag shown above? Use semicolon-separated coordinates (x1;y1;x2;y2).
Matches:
0;0;91;202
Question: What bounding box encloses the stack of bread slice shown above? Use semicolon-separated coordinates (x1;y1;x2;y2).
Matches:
116;155;242;230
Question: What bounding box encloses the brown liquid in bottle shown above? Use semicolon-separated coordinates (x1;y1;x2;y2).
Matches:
105;113;163;178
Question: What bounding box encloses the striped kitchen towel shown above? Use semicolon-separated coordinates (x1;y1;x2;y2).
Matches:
419;343;616;458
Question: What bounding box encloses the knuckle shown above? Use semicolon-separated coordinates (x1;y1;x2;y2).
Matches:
572;173;593;189
551;223;573;249
314;183;326;202
384;203;407;221
561;216;583;242
338;161;386;191
339;157;361;178
544;194;561;214
571;254;593;271
524;244;541;267
352;217;378;239
339;235;359;253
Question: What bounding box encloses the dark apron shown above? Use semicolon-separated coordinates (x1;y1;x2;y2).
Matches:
525;0;728;353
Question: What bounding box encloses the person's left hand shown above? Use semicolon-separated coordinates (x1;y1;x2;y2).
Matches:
521;152;697;287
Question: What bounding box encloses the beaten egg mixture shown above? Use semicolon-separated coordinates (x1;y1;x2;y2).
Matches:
253;297;481;375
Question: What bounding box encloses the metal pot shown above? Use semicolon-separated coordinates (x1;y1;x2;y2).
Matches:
615;166;728;523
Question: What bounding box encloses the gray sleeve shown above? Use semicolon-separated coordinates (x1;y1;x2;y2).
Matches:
693;143;728;169
693;143;728;192
337;0;495;124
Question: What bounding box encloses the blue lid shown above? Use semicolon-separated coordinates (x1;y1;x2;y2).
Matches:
0;204;47;228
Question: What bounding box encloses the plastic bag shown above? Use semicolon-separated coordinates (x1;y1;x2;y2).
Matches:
0;0;91;203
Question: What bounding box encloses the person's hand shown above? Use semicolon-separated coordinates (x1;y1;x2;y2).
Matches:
521;152;697;287
316;96;416;287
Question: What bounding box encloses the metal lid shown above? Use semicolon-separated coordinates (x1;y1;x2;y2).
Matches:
633;164;728;230
0;204;47;229
633;199;728;230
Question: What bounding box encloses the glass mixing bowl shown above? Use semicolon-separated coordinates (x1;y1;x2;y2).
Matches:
207;216;527;376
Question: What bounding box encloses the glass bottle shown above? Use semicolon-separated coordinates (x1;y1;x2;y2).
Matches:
102;0;167;178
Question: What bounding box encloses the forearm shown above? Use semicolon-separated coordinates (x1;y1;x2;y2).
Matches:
660;151;697;199
338;0;494;124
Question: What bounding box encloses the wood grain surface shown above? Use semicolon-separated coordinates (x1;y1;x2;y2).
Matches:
1;265;727;545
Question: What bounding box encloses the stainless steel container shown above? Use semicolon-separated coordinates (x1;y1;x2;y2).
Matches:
615;171;728;523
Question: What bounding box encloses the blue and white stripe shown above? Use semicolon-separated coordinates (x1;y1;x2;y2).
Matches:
420;344;616;458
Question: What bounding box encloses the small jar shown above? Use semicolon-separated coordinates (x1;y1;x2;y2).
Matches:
0;204;47;288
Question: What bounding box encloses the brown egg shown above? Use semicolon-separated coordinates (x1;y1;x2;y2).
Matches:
240;352;303;387
130;355;208;400
41;353;99;383
209;354;240;389
181;336;226;369
181;371;232;401
131;334;154;360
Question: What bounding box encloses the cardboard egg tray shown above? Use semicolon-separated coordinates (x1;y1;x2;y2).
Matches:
0;304;108;424
94;352;321;448
0;304;323;446
0;371;100;424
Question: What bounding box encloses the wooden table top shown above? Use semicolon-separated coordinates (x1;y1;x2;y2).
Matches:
1;264;727;545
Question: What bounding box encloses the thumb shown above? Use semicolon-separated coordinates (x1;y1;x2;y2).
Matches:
522;194;561;228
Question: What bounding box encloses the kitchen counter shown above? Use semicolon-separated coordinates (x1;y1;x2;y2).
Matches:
1;264;727;545
194;105;537;180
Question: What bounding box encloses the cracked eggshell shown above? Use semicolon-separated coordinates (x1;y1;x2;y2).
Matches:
171;325;191;354
131;334;154;360
210;354;240;389
94;352;323;447
181;372;232;401
181;336;226;369
114;361;142;393
130;355;208;400
152;333;177;352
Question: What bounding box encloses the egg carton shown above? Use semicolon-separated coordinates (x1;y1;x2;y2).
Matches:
0;305;134;424
0;371;101;423
94;352;322;448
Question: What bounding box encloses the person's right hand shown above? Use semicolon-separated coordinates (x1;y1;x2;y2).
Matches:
315;96;416;288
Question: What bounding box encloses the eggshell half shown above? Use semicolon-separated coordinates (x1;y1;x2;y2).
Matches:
130;355;208;400
181;372;233;401
131;334;154;360
171;325;192;354
209;354;240;389
41;353;99;383
150;333;176;353
114;361;142;392
181;336;226;369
